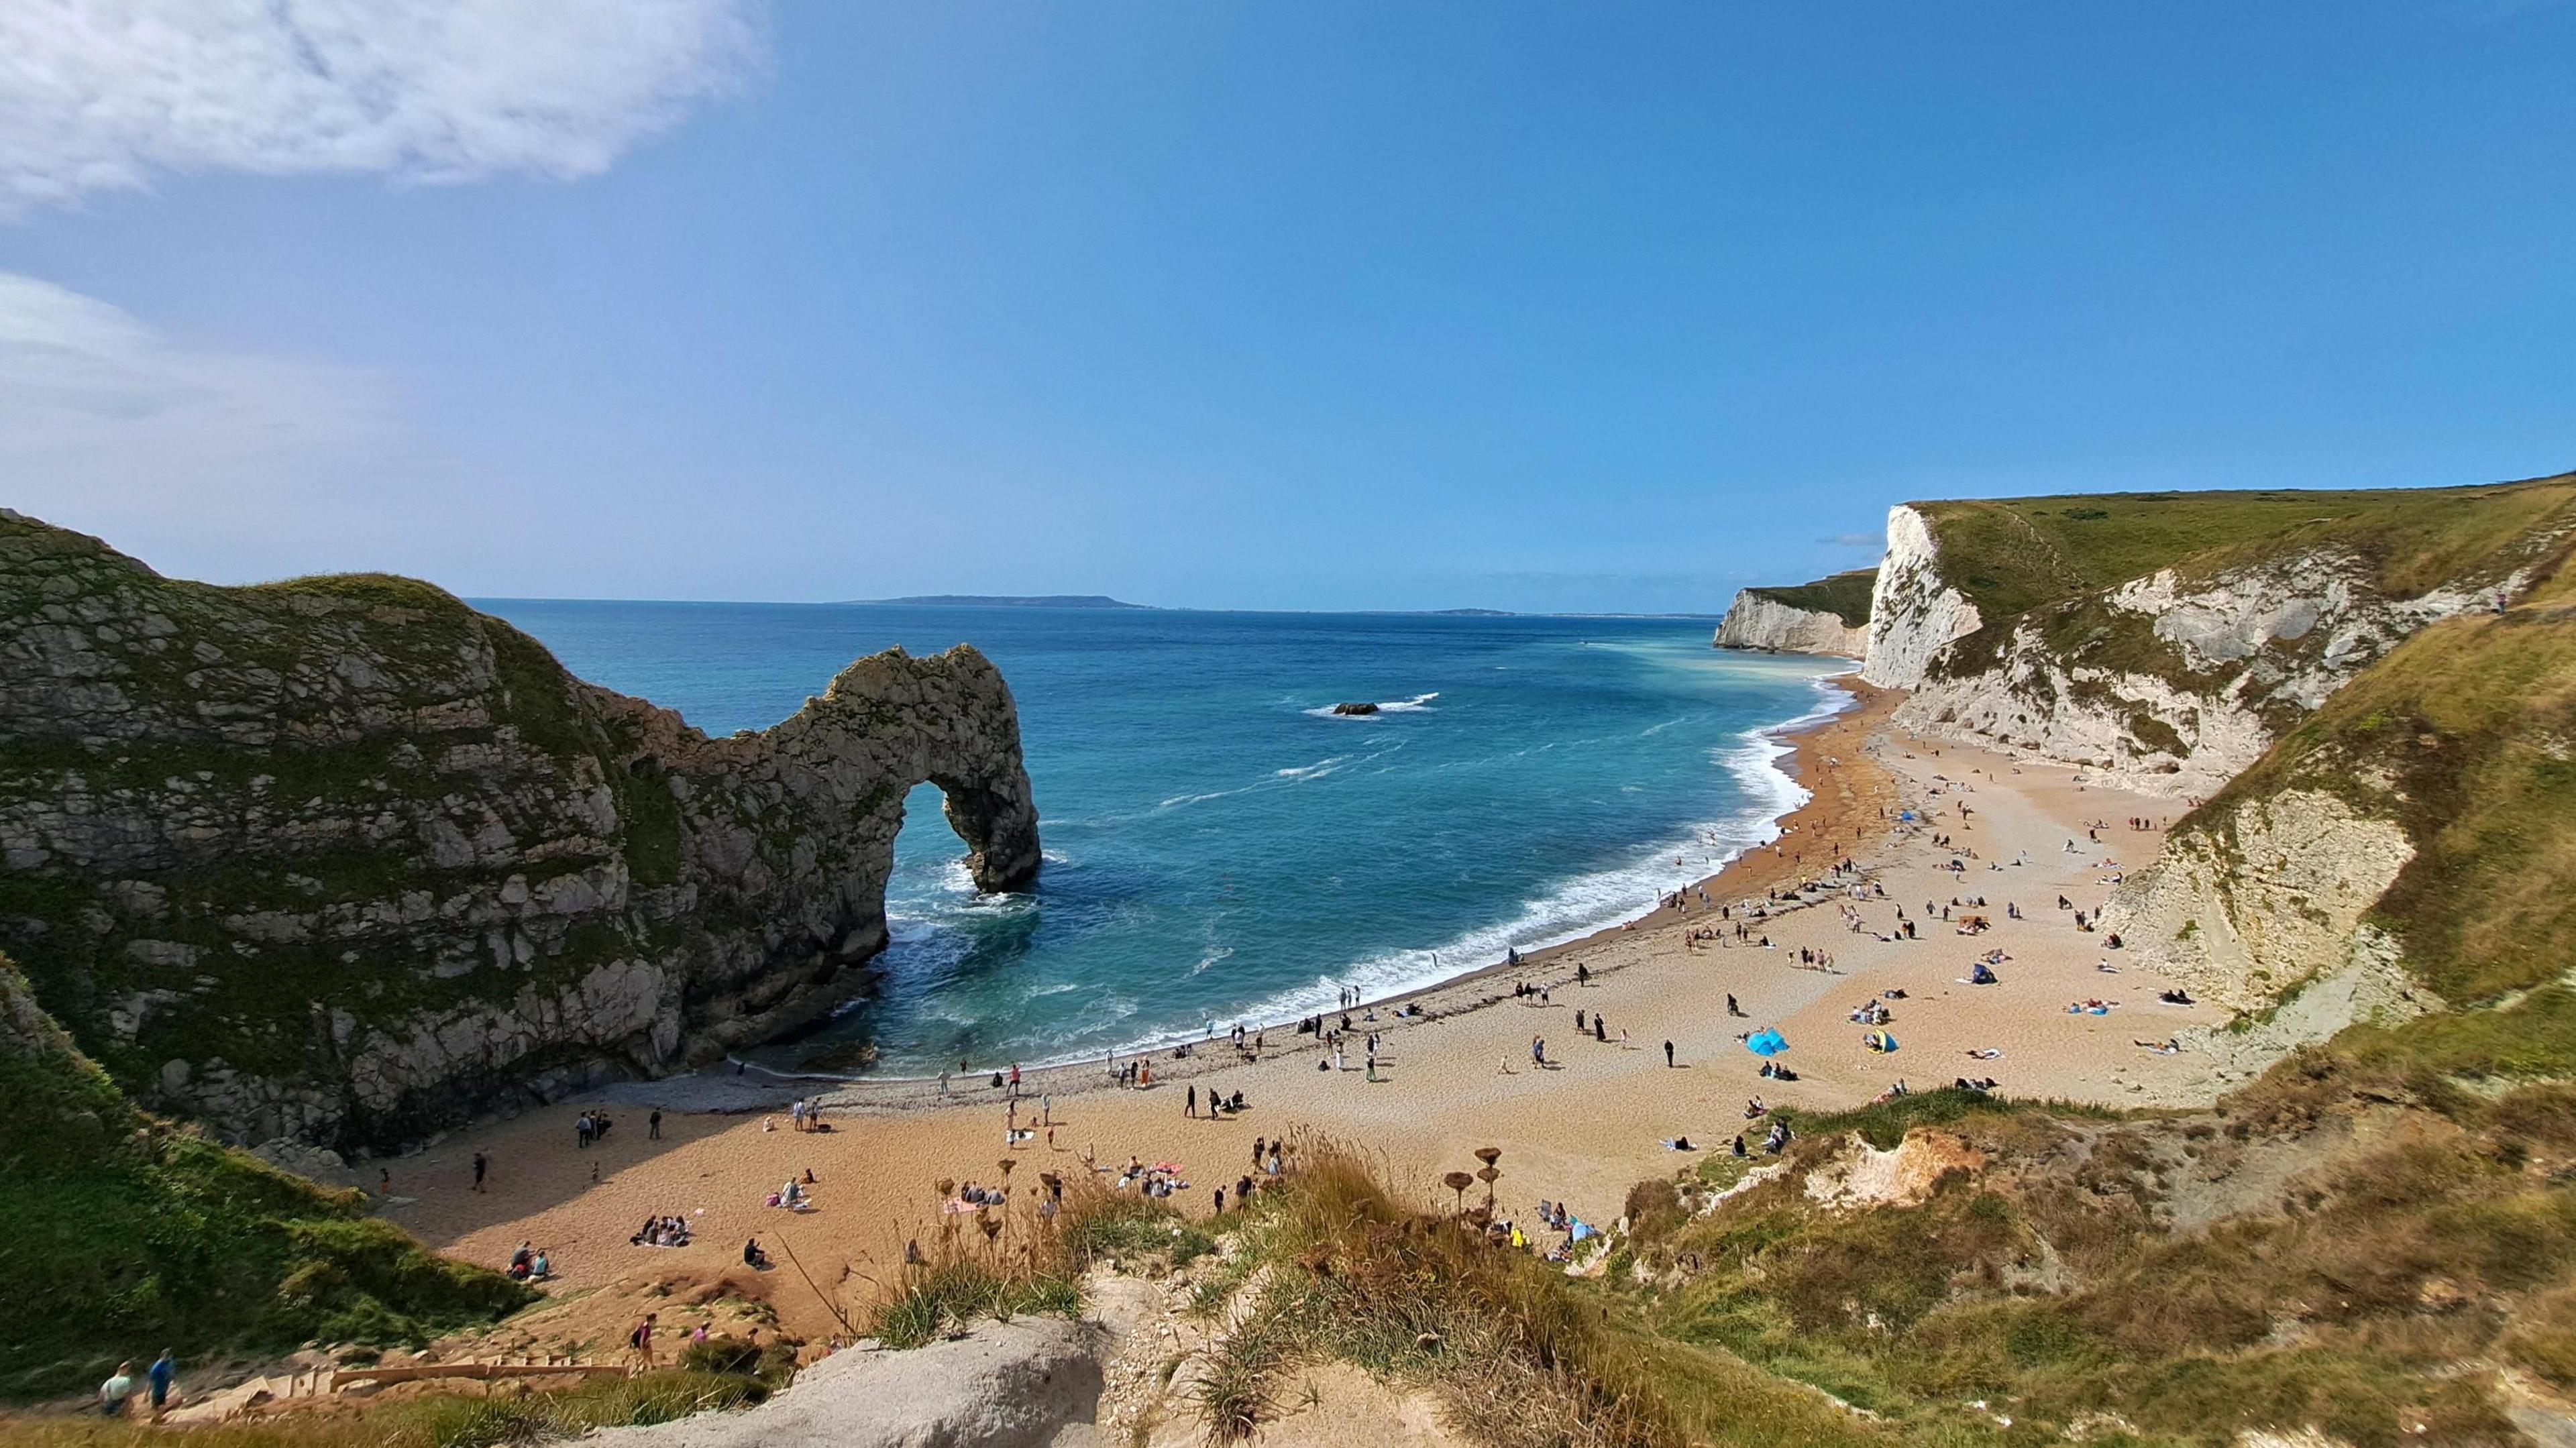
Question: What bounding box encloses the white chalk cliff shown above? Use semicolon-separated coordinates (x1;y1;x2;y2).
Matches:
1859;506;1981;688
1713;591;1868;657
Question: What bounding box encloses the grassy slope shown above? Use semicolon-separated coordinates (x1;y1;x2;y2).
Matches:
1911;471;2575;623
1190;1142;1881;1448
0;956;530;1400
1748;568;1878;626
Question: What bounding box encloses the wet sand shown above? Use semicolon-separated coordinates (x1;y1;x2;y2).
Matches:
381;679;2223;1350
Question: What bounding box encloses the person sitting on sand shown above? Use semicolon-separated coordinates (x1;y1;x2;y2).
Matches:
743;1238;770;1269
531;1247;551;1280
1745;1097;1767;1119
2159;988;2194;1005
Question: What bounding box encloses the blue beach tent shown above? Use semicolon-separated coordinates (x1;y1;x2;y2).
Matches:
1746;1029;1789;1057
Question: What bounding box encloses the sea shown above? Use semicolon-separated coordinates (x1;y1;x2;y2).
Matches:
473;602;1852;1078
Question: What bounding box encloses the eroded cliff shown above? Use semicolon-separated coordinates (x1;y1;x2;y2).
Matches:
0;511;1040;1149
1874;478;2576;795
1713;568;1874;658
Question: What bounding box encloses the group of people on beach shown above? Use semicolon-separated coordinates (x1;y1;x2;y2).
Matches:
506;1239;555;1278
629;1214;690;1248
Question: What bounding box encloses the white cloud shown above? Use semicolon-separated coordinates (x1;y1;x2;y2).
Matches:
0;270;450;577
0;0;763;214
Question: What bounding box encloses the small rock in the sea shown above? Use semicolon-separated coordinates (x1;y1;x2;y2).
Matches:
1332;701;1379;716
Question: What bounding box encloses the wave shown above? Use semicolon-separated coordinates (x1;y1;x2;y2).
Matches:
1068;670;1860;1059
1303;691;1439;719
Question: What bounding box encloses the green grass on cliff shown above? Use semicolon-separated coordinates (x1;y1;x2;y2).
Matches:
1748;567;1878;626
1913;471;2576;623
0;958;529;1400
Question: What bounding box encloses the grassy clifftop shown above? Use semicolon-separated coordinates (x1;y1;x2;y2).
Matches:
1911;472;2576;624
1747;567;1878;626
0;954;529;1400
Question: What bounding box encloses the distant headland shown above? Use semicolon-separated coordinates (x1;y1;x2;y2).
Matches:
853;594;1155;609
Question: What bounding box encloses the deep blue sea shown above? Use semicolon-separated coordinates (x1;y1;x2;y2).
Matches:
473;602;1850;1076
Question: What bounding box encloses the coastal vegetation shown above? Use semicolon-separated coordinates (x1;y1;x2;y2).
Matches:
0;957;530;1400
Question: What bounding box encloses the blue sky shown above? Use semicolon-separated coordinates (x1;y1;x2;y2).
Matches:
3;2;2571;612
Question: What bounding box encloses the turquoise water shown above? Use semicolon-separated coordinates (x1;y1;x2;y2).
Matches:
474;603;1849;1075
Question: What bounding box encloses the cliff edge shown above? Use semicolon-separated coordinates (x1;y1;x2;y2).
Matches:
1713;568;1874;658
0;511;1040;1150
1856;475;2576;795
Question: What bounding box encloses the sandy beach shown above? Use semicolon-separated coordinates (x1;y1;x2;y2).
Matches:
379;677;2226;1351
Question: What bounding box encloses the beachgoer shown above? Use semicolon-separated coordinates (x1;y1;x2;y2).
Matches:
147;1351;175;1412
99;1361;136;1416
1663;1040;1675;1067
472;1150;487;1192
631;1313;659;1366
648;1109;662;1139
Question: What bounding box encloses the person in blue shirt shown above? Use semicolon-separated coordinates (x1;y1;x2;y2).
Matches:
148;1351;176;1412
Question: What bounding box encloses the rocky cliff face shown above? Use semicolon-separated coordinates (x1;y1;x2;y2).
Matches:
0;511;1040;1150
1893;541;2553;797
1853;481;2576;797
1721;574;1865;654
1859;506;1980;687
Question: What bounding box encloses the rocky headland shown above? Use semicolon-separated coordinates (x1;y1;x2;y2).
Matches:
0;510;1040;1151
1711;567;1874;657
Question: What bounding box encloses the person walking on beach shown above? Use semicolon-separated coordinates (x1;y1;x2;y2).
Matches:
1008;1062;1022;1098
1664;1040;1675;1068
148;1349;175;1412
648;1109;662;1140
472;1150;488;1193
629;1313;659;1367
1531;1035;1546;1068
1186;1084;1197;1117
